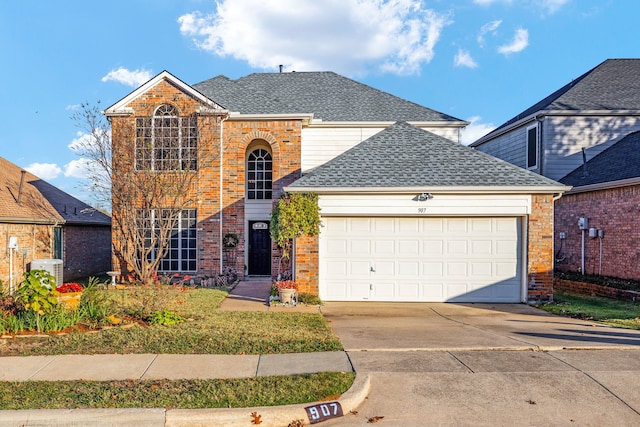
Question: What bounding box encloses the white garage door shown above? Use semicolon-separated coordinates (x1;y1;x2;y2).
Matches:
320;217;522;303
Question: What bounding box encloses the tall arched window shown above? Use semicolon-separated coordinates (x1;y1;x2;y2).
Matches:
135;104;197;170
247;148;272;199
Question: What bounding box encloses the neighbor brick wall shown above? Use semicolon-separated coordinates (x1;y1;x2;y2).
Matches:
63;225;112;281
554;278;640;302
527;194;555;303
0;223;55;287
554;185;640;280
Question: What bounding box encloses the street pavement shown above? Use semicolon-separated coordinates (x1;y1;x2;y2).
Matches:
3;281;640;426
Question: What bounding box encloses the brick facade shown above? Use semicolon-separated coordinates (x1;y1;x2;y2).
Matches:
63;225;112;281
0;223;55;288
527;194;555;303
554;278;640;302
110;79;304;282
555;185;640;280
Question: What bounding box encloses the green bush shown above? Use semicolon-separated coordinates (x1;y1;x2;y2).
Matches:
149;308;183;326
15;270;59;331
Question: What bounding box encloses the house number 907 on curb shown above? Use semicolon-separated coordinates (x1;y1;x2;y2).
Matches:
305;402;343;424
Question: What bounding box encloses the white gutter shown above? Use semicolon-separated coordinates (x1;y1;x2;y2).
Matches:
227;112;314;126
307;120;469;128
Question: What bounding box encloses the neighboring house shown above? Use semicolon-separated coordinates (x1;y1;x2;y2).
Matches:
105;70;567;303
0;157;112;288
471;58;640;280
555;132;640;279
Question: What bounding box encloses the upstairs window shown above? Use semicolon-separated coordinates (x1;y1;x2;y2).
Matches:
135;104;197;171
526;124;538;170
247;148;272;200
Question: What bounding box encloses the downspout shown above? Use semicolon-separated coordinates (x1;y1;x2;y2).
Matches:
219;114;229;275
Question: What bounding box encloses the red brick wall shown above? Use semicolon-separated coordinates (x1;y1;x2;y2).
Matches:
528;194;555;303
294;233;319;294
554;185;640;280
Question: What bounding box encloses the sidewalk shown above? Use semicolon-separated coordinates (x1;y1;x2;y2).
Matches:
0;278;365;427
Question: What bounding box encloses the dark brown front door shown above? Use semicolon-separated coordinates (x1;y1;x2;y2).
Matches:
248;221;271;275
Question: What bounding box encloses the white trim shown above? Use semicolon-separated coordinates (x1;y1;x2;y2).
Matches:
227;112;314;125
565;177;640;194
308;120;469;128
103;71;225;116
284;186;570;194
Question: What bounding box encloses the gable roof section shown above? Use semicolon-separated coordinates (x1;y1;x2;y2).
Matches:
560;131;640;189
473;59;640;145
286;122;567;193
194;71;464;123
0;157;111;225
104;71;225;116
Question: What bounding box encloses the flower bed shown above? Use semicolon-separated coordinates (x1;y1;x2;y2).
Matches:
554;278;640;303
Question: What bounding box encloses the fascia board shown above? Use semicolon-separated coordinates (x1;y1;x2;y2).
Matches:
103;71;223;116
284;185;571;194
227;112;315;125
565;177;640;194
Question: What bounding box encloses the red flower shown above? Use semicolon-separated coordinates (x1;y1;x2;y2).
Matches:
275;280;298;290
56;283;83;293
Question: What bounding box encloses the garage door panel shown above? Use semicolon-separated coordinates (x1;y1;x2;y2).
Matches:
321;217;522;302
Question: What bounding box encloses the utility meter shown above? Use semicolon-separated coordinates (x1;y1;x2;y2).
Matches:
578;217;588;230
8;236;18;249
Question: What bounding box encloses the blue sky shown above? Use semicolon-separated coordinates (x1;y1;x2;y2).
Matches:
1;0;637;206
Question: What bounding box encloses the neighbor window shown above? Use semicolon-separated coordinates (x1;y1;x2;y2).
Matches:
139;208;197;272
135;104;197;171
247;148;272;199
526;124;538;170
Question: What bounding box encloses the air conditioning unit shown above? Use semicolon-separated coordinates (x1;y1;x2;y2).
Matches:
31;259;64;288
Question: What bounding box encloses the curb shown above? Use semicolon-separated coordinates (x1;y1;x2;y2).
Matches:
0;373;370;427
166;373;370;427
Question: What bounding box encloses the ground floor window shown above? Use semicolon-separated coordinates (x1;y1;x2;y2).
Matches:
140;209;197;272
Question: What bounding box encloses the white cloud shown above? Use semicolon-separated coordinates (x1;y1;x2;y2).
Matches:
178;0;452;76
537;0;570;14
64;158;93;179
473;0;513;5
25;163;62;180
454;49;478;68
477;19;501;47
101;67;153;87
461;116;495;145
498;28;528;54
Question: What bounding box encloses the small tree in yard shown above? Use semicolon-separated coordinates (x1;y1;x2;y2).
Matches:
72;101;220;284
270;193;321;278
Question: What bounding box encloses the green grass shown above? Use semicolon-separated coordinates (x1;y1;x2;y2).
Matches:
539;290;640;329
0;372;355;410
0;288;343;356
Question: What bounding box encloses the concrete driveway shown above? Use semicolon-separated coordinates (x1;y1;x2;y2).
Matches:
321;302;640;426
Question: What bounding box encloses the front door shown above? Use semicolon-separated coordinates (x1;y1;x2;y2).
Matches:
248;221;271;275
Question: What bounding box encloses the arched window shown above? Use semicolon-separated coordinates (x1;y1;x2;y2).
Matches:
247;148;272;200
135;104;197;170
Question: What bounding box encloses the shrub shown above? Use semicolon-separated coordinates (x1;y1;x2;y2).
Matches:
15;270;59;332
149;308;184;326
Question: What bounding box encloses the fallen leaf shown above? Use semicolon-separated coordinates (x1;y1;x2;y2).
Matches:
368;416;384;423
251;412;262;425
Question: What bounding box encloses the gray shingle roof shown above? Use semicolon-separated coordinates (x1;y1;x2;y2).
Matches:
194;71;462;122
287;122;564;190
560;131;640;187
477;59;640;141
0;157;111;225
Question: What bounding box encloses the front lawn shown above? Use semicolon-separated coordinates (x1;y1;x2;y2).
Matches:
539;290;640;330
0;287;343;356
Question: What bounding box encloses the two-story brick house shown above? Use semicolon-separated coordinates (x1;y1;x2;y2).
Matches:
105;70;567;303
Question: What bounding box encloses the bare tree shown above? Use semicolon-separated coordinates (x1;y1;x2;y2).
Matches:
72;101;220;284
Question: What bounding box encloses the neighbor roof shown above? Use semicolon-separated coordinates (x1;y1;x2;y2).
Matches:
194;71;463;123
287;122;567;192
474;59;640;144
560;131;640;188
0;157;111;225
